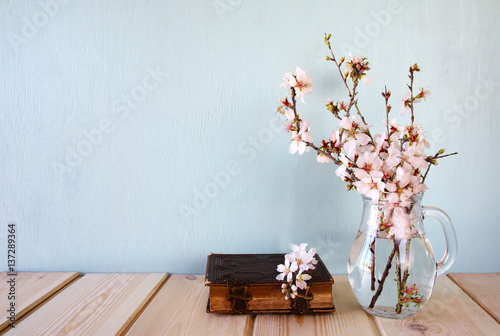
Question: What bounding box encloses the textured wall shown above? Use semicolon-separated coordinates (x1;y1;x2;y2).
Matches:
1;0;499;274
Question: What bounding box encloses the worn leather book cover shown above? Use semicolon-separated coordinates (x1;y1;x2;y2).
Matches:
205;253;335;314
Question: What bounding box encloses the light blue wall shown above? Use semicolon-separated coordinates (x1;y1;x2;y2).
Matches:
1;0;499;274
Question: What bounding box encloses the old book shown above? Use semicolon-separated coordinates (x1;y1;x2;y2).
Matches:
205;253;335;314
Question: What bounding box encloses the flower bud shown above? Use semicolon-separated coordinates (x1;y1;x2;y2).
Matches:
438;148;445;155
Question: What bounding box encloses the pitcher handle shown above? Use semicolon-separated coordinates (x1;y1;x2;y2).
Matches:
423;206;458;277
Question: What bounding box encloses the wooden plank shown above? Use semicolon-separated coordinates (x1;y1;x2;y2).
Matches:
0;272;78;332
252;275;380;336
3;273;167;336
449;273;500;323
125;275;253;336
374;275;500;336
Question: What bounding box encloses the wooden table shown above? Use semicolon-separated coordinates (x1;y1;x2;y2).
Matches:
1;273;499;335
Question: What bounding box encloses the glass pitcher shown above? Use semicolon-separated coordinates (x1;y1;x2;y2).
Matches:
347;193;457;318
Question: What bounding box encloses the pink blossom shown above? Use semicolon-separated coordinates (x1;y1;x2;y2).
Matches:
344;53;370;80
372;132;389;155
382;117;402;142
276;258;298;282
416;88;431;100
330;130;339;144
284;120;294;132
385;143;402;168
281;67;314;103
388;207;418;240
361;75;371;85
352;152;384;182
295;270;312;290
404;283;421;295
339;116;371;158
335;153;351;180
317;153;333;163
354;178;385;201
287;243;317;272
284;109;295;121
401;93;411;116
289;120;313;155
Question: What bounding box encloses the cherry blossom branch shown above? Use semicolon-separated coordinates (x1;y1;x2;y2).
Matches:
383;86;391;136
306;141;342;166
324;33;371;137
347;83;358;117
368;243;397;309
369;237;376;291
394;240;403;313
350;82;372;135
290;87;342;166
407;64;422;125
396;239;412;314
402;240;411;286
421;150;458;184
409;70;415;125
291;88;299;123
433;152;458;160
324;34;351;97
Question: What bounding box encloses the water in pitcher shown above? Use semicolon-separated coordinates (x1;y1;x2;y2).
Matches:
348;231;437;318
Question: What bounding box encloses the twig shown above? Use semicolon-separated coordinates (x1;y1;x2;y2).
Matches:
324;34;352;98
305;141;341;165
421;151;458;184
401;206;413;290
368;243;397;309
291;87;342;165
369;237;376;291
434;152;458;159
394;240;403;313
324;34;370;131
409;70;415;124
291;88;300;128
402;239;411;286
384;86;390;135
